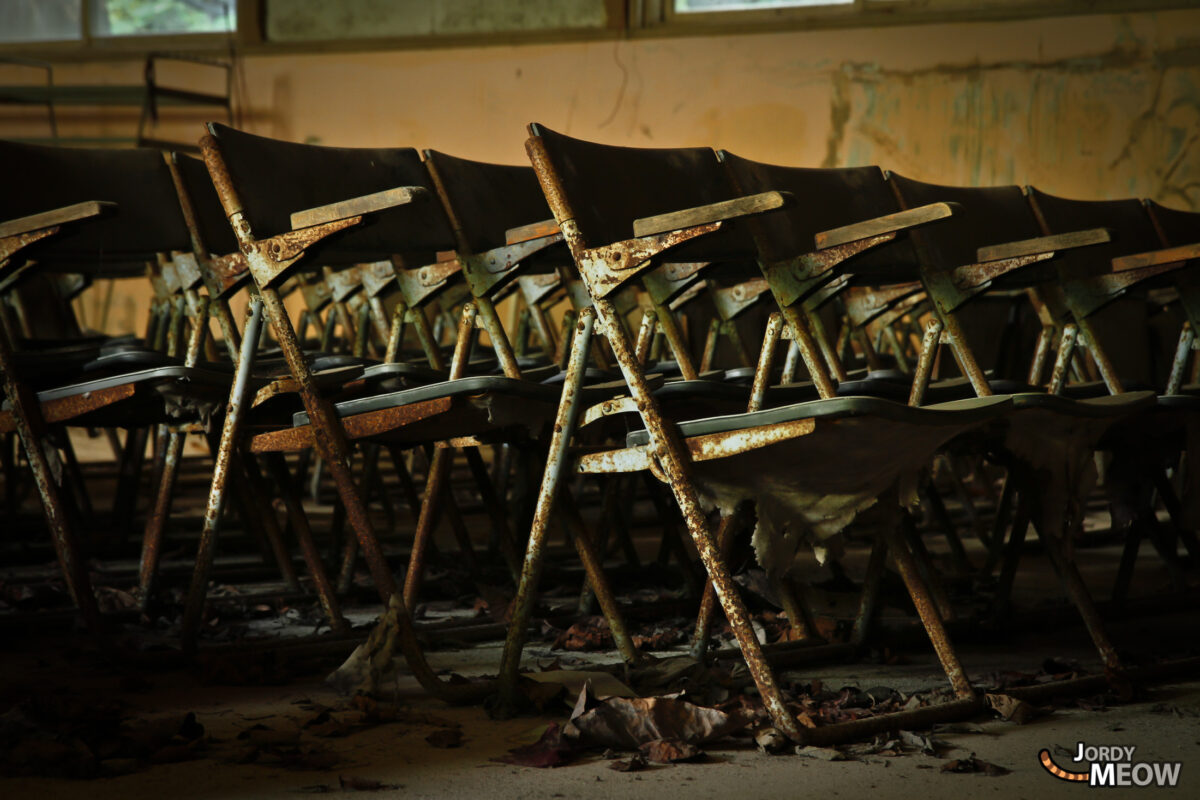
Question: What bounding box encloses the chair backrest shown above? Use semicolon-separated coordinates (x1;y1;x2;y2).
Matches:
170;152;240;258
1145;199;1200;249
526;123;754;262
0;140;190;265
719;152;920;279
1026;189;1161;281
888;173;1044;276
422;150;554;255
205;123;455;265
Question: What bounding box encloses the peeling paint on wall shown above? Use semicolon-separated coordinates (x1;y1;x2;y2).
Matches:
7;8;1200;333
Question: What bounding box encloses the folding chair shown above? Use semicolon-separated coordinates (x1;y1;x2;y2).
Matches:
503;125;1018;741
0;140;238;633
883;173;1166;676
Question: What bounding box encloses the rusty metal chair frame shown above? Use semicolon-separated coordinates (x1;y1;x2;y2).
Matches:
496;125;1034;743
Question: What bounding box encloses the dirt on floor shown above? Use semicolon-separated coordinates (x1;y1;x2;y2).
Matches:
1;614;1198;800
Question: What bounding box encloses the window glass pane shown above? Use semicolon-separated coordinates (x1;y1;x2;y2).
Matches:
90;0;236;37
676;0;854;11
0;0;83;42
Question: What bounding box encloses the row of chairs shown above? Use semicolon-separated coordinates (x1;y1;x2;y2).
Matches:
1;122;1197;743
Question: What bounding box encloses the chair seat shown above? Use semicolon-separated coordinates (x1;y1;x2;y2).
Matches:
625;394;1010;448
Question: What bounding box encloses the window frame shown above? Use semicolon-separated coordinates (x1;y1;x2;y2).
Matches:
643;0;1200;34
0;0;258;56
0;0;1195;58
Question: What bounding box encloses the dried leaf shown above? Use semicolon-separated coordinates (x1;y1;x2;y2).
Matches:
640;739;705;763
754;727;789;755
493;723;576;769
985;693;1037;725
565;682;749;750
553;617;614;652
609;754;649;772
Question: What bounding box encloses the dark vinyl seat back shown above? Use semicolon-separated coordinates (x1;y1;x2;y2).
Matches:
1145;199;1200;250
1027;190;1165;387
720;152;920;282
422;150;554;255
527;123;756;264
1025;189;1162;282
206;123;455;266
171;152;240;258
0;140;190;269
888;173;1049;285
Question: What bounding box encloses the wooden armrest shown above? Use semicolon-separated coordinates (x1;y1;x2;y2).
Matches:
1112;242;1200;272
976;228;1109;263
0;200;114;239
815;202;954;250
289;186;426;230
505;218;560;245
632;191;792;238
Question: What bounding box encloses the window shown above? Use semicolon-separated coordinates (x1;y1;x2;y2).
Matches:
0;0;83;43
676;0;852;11
91;0;236;37
0;0;236;44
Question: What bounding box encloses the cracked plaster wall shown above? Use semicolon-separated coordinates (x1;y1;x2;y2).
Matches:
8;8;1200;332
229;8;1200;209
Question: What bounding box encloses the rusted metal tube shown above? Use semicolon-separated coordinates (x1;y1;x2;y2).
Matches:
556;308;576;370
780;340;801;384
139;292;211;609
749;313;784;413
850;536;889;646
138;431;184;609
263;452;349;632
402;303;478;611
410;305;446;371
384;299;408;363
367;294;391;348
1076;316;1125;395
496;307;597;715
1167;321;1195;395
560;493;640;664
699;317;720;372
354;301;371;357
908;317;943;407
1033;518;1123;675
654;302;699;381
1048;323;1078;395
690;510;739;659
476;294;522;379
801;697;984;747
780;304;836;400
941;311;993;397
1027;324;1054;386
634;310;656;365
181;295;265;649
263;284;398;600
808;308;849;382
593;291;806;743
883;322;910;374
852;325;882;371
882;514;974;699
0;323;102;633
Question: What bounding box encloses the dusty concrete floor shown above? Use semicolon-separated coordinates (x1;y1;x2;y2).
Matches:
3;444;1198;798
1;609;1198;800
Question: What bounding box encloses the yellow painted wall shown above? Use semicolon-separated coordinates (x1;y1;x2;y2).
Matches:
3;8;1199;333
